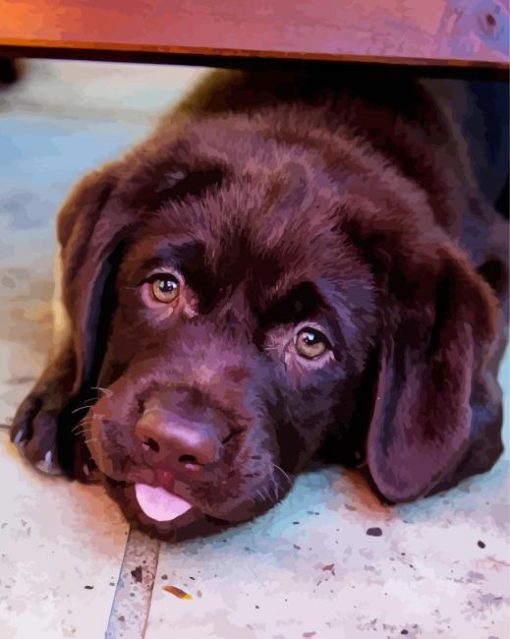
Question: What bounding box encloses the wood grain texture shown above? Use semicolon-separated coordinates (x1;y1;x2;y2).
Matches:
0;0;508;69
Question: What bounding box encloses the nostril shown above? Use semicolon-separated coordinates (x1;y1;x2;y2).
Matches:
142;437;160;453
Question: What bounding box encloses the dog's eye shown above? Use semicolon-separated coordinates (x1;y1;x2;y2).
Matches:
150;274;180;303
295;327;330;359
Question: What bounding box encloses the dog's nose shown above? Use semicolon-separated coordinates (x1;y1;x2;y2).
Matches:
135;410;221;469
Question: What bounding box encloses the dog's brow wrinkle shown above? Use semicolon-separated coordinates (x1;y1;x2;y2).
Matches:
260;280;325;327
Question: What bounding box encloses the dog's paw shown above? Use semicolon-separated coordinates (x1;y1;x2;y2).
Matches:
10;392;64;476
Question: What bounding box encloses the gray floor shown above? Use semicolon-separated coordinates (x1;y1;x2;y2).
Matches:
0;60;508;639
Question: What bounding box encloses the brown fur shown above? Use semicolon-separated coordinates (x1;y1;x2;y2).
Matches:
11;69;508;539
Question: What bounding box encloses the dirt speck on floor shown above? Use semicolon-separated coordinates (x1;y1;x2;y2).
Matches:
130;566;143;583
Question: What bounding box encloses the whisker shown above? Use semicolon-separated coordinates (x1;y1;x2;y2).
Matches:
270;476;279;502
265;483;274;501
76;417;95;425
91;386;113;398
272;463;292;487
71;402;96;415
71;423;87;435
74;421;94;435
79;397;98;405
71;407;91;415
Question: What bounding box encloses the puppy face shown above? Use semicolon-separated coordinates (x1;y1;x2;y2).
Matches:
34;88;501;540
84;163;379;535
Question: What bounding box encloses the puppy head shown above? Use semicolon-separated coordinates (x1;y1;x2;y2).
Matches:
55;113;500;537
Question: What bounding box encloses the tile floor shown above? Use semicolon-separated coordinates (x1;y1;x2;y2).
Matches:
0;60;508;639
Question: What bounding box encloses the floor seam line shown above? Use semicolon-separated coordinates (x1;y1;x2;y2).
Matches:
104;527;161;639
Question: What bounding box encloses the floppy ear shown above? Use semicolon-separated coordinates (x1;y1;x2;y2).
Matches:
366;241;502;503
10;162;130;476
56;163;133;394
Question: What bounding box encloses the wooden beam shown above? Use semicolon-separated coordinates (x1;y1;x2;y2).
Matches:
0;0;508;72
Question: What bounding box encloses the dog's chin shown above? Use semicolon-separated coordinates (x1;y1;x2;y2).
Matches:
102;476;280;542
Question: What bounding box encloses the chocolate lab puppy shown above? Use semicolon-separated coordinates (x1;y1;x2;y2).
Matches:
10;69;509;539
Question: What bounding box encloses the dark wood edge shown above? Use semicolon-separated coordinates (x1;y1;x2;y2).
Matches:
0;39;509;80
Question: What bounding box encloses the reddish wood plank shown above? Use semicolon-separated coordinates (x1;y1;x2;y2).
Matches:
0;0;508;68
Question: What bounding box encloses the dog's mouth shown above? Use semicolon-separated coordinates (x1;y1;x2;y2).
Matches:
77;447;206;531
134;480;193;522
80;429;291;537
102;473;273;542
103;475;218;539
99;462;288;539
127;467;196;523
105;466;206;529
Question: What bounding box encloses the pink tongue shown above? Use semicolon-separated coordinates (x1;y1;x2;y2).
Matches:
135;483;193;522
